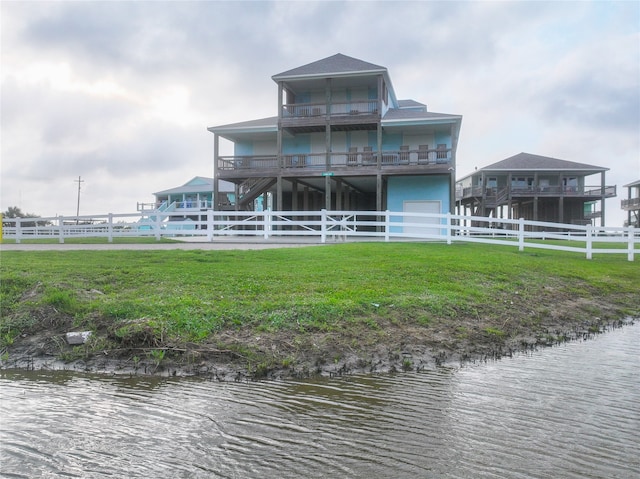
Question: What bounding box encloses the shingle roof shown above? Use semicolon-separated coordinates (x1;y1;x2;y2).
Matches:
272;53;386;80
397;99;426;109
480;152;608;172
208;116;277;132
154;177;234;196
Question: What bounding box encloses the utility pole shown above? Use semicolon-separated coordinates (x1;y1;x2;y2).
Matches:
75;176;84;224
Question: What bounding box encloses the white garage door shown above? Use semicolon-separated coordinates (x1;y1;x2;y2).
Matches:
403;200;441;236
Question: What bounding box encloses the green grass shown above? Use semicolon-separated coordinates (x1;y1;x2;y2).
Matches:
1;242;638;347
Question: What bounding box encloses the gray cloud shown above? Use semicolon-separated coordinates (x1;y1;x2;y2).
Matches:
1;1;638;226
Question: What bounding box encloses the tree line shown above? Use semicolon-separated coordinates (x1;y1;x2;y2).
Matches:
2;206;51;227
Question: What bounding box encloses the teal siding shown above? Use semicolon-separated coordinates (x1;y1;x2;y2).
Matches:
283;135;310;154
387;176;450;234
235;142;253;156
387;175;450;212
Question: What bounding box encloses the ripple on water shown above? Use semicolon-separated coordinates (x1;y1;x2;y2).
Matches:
1;322;638;478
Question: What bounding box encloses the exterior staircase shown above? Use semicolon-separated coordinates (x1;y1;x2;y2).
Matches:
237;178;276;210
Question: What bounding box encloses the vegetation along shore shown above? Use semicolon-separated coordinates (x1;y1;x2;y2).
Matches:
1;242;638;380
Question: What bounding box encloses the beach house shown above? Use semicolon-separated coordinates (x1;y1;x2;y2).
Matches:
455;153;616;227
207;54;462;219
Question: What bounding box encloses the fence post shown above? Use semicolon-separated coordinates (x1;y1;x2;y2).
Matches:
446;212;452;245
384;210;390;242
518;218;525;251
264;210;270;239
586;225;593;259
108;213;114;243
207;210;214;242
155;212;161;241
628;226;634;262
15;218;22;244
58;216;65;244
321;209;327;243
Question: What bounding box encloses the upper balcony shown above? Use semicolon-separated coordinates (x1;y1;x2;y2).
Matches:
280;100;379;132
217;146;452;178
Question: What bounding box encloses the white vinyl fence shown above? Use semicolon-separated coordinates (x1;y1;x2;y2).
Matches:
2;210;638;261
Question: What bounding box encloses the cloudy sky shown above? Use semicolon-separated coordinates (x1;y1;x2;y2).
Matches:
2;1;639;226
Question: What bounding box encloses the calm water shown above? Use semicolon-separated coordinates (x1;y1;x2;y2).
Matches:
1;322;638;478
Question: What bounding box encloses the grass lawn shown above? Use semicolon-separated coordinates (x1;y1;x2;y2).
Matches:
1;242;638;375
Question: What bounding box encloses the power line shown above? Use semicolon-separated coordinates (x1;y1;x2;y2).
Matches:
75;176;84;224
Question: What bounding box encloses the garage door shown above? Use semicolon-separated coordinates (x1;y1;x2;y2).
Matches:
403;200;441;236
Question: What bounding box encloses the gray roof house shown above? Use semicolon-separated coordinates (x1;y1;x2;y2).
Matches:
622;179;640;227
456;152;616;227
208;54;462;217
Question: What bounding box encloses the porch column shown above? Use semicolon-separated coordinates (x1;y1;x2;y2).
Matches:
276;176;283;211
292;180;298;211
559;173;564;224
507;173;513;219
533;172;539;224
336;179;343;210
325;176;332;210
213;133;219;211
481;171;486;216
277;81;283;168
600;171;606;227
376;174;383;212
325;78;332;169
449;124;456;214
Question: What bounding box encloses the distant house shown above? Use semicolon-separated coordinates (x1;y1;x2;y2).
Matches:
455;153;616;227
622;179;640;227
139;176;235;212
207;53;462;220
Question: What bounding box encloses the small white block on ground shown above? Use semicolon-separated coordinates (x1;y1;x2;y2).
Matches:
66;331;92;345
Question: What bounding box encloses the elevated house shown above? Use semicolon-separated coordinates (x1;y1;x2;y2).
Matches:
455;153;616;227
622;179;640;227
207;54;462;221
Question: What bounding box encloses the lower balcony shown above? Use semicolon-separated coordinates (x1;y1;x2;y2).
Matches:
622;197;640;211
457;185;617;202
217;147;452;174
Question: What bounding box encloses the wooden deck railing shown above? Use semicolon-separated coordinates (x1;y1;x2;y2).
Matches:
3;210;638;261
457;185;617;201
622;197;640;210
217;148;452;171
281;100;379;119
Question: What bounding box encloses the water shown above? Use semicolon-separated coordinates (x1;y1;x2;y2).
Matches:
1;322;638;478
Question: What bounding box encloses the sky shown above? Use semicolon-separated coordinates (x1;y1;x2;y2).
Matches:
1;0;639;226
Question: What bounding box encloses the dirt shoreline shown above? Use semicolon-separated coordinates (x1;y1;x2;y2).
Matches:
1;308;635;381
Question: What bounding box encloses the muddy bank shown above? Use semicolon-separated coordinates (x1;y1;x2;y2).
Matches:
1;297;635;381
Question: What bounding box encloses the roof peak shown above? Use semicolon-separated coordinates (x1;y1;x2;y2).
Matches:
272;53;387;80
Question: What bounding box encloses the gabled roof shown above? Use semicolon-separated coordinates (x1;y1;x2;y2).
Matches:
272;53;386;80
154;177;234;196
479;152;608;172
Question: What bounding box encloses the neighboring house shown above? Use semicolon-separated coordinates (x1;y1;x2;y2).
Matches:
622;179;640;227
207;54;462;220
455;153;616;227
139;176;235;213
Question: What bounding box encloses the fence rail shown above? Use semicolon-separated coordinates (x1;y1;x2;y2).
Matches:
2;210;638;260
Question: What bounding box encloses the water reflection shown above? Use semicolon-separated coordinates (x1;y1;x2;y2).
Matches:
1;322;638;478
